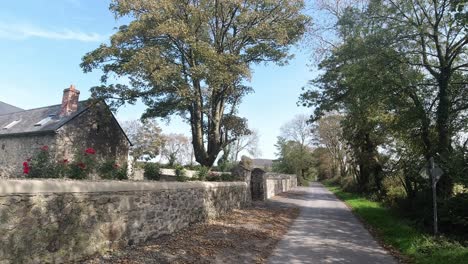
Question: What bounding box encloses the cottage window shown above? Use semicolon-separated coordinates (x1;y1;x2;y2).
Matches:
34;115;56;126
3;119;21;129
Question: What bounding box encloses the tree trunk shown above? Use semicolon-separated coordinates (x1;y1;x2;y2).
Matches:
435;76;453;198
190;89;225;167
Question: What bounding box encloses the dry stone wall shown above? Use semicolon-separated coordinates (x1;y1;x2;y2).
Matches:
0;180;249;263
0;134;56;178
264;173;297;199
250;169;297;201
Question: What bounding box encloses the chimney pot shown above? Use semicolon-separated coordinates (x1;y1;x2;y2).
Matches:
59;84;80;116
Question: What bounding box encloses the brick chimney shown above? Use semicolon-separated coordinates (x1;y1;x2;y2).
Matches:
59;85;80;116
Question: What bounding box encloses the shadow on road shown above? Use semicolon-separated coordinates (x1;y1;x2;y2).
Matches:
267;182;397;264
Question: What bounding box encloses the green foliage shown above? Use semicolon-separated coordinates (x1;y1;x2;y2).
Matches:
206;173;219;182
68;148;98;180
67;163;88;180
81;0;309;167
217;149;236;172
204;172;234;182
301;1;468;239
325;183;468;264
196;166;210;181
175;165;188;182
220;173;235;182
27;146;61;179
273;137;314;184
439;193;468;239
98;160;128;180
23;147;130;181
143;163;161;181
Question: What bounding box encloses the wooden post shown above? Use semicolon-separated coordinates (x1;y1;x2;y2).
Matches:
430;157;438;235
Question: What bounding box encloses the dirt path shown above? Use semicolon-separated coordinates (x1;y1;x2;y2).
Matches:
268;182;397;264
84;201;299;264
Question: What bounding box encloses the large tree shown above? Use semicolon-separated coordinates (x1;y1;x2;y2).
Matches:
81;0;309;166
373;0;468;196
229;129;261;161
315;114;348;179
278;114;315;179
301;1;468;196
122;119;164;160
161;133;192;166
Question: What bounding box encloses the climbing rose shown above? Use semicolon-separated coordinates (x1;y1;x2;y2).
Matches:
114;164;120;168
23;162;30;174
41;145;49;151
85;148;96;155
63;159;69;163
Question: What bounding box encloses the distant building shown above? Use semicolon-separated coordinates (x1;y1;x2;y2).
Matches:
0;85;131;178
252;159;274;171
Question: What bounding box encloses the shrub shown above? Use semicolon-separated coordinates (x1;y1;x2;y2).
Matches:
220;172;235;182
206;172;219;181
26;146;61;178
68;162;89;180
381;176;407;207
68;148;97;179
439;192;468;239
144;163;161;180
185;164;203;171
196;166;210;181
217;160;236;172
99;160;128;180
175;165;188;182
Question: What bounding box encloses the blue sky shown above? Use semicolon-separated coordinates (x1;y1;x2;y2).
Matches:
0;0;316;159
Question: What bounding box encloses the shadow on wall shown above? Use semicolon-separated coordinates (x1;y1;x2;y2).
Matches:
250;168;297;201
56;104;129;167
0;184;249;263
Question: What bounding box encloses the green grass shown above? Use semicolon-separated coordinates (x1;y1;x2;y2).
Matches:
324;183;468;264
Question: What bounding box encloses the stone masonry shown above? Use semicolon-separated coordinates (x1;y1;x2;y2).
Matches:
0;180;249;263
250;169;297;201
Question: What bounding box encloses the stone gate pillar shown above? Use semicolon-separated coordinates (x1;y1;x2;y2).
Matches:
251;168;266;200
231;156;253;205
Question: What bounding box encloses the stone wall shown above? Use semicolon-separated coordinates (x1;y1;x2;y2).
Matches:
264;173;297;200
0;180;249;263
250;169;297;201
55;104;130;167
0;134;56;178
0;104;130;179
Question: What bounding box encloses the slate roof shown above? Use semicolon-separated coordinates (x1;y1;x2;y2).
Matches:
0;101;23;115
0;101;90;137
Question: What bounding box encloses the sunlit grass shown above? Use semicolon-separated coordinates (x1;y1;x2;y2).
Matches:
324;184;468;264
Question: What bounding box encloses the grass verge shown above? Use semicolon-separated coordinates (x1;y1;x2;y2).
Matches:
323;183;468;264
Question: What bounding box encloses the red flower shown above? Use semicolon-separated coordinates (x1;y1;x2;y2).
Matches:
77;162;86;170
114;164;120;168
63;159;69;163
23;162;30;174
85;148;96;155
41;145;49;151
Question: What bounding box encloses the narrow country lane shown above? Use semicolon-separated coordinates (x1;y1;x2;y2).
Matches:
268;182;397;264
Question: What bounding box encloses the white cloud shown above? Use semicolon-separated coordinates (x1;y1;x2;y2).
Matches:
0;22;107;42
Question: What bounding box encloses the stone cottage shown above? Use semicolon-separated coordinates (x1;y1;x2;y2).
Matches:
0;85;131;178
